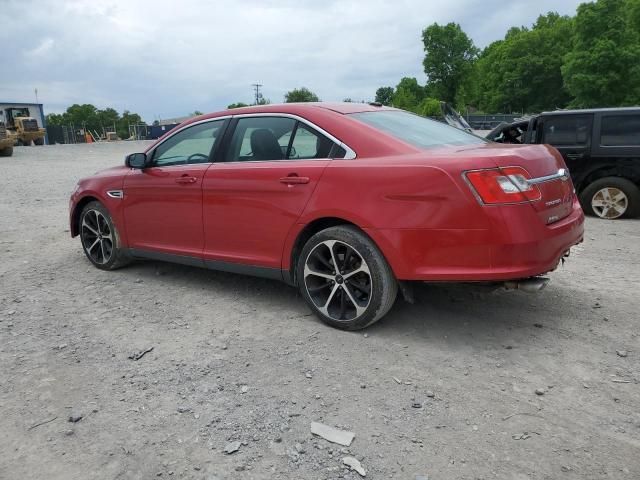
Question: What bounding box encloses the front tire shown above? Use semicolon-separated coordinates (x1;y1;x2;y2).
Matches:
34;137;44;145
297;225;397;330
0;146;12;157
20;139;31;146
580;177;640;219
79;201;131;270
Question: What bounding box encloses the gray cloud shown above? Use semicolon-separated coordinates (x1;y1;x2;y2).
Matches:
1;0;584;121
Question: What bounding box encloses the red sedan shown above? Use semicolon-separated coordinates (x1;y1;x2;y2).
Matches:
69;102;584;330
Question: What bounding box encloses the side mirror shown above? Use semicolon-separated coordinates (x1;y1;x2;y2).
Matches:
125;152;147;169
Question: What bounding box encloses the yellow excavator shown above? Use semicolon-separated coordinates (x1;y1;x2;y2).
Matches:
4;107;46;146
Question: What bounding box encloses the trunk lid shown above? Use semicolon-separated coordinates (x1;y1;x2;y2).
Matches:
488;143;574;224
452;142;574;224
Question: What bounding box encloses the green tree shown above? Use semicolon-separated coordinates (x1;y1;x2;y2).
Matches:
474;13;574;113
284;87;320;103
45;113;64;125
392;77;426;112
191;110;204;116
562;0;640;107
227;102;249;109
422;23;478;104
96;107;120;133
117;110;145;140
417;98;442;117
375;87;394;105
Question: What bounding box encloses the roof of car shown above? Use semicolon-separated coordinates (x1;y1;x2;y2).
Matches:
193;102;394;121
540;106;640;115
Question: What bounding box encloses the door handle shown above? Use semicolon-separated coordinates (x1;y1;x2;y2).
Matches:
175;176;197;184
279;175;310;185
565;153;584;160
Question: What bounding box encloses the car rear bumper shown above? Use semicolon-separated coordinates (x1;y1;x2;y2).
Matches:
365;198;585;282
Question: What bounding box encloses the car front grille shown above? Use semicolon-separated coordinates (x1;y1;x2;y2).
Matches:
22;119;39;131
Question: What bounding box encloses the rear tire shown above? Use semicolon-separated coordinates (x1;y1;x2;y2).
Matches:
296;225;397;330
79;201;131;270
20;139;31;146
34;137;44;146
580;177;640;219
0;146;12;157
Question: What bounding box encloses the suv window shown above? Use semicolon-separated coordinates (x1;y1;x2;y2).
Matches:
600;114;640;146
542;115;591;146
153;120;225;166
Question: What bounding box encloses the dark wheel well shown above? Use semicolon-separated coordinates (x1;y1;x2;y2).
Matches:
71;196;99;236
289;217;360;286
578;167;640;194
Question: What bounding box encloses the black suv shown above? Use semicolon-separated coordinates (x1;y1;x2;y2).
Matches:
486;108;640;219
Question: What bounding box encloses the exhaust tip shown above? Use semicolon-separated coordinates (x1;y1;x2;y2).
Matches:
504;277;549;293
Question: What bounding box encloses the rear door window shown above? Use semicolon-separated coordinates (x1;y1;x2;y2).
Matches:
541;115;591;146
600;114;640;146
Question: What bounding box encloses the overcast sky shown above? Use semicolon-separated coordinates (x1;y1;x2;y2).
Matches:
1;0;585;121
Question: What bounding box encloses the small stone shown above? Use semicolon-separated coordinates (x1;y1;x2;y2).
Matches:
360;384;366;389
305;371;313;379
224;441;241;454
561;465;571;472
535;388;546;396
241;385;248;394
64;429;74;436
68;414;83;423
412;402;423;409
343;456;366;476
363;333;368;338
617;350;628;358
426;390;435;398
177;406;191;413
134;278;143;283
221;345;228;350
534;323;543;328
7;310;16;315
310;422;354;446
295;442;305;454
234;465;245;472
472;425;478;431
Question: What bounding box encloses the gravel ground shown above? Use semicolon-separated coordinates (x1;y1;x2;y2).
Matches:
1;142;639;480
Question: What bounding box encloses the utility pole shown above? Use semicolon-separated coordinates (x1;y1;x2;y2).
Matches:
252;83;263;105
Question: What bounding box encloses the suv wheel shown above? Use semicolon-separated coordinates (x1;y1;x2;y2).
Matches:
79;201;131;270
297;225;397;330
580;177;640;219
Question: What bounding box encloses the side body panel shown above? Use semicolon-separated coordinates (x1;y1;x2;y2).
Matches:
122;164;211;256
201;160;329;269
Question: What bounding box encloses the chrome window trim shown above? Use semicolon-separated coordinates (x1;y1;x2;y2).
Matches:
230;113;357;160
148;112;357;162
147;116;232;164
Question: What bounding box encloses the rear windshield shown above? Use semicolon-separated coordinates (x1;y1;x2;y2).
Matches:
351;110;486;148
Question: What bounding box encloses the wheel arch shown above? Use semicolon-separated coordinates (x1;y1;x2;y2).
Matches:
70;195;100;237
286;217;375;286
577;164;640;194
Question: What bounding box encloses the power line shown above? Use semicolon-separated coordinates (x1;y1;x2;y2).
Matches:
251;83;263;105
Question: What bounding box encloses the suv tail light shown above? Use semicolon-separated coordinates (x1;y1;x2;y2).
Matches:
464;167;541;204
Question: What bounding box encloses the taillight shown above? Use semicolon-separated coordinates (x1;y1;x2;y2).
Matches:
464;167;541;205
